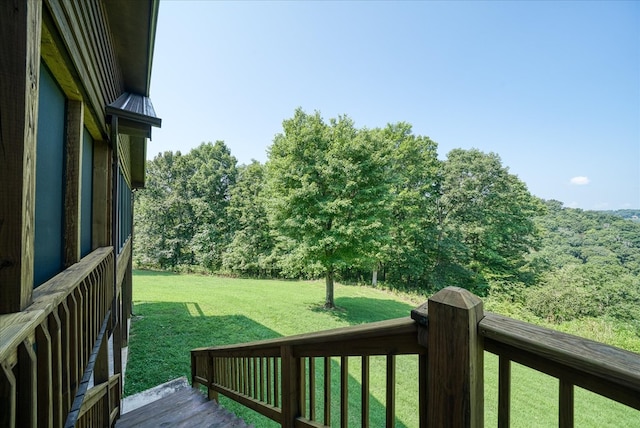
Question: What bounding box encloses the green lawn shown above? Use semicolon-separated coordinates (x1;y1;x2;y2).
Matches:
125;271;640;427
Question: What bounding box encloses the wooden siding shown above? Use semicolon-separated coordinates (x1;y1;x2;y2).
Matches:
0;0;42;313
43;0;123;140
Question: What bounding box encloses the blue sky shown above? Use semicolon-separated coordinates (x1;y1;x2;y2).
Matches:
149;1;639;210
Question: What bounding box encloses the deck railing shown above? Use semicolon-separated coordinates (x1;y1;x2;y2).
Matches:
0;243;132;428
191;286;640;427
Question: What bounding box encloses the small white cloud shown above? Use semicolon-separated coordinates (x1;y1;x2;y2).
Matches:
570;176;590;185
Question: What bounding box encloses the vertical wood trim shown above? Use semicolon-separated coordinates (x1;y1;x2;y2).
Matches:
427;286;484;428
36;322;53;428
1;361;17;428
0;0;42;313
92;140;110;248
17;338;37;428
498;356;511;428
64;100;83;267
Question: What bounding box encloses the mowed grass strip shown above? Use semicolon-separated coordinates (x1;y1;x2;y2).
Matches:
125;271;640;427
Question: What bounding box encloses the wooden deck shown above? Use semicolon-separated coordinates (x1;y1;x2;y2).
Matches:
116;387;251;428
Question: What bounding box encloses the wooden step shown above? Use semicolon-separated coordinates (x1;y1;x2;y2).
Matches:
116;387;251;427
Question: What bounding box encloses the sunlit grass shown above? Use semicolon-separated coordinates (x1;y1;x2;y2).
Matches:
125;271;640;427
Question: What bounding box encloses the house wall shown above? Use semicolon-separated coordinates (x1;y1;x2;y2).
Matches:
0;0;137;313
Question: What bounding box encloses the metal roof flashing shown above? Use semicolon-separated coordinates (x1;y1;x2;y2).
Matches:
106;92;162;139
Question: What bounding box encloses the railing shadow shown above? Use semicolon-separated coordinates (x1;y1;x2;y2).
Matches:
127;300;410;427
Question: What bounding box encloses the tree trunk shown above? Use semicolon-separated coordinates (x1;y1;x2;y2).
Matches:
325;269;335;309
372;269;378;286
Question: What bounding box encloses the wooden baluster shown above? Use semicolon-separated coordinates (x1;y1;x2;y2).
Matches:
559;380;574;428
498;356;511;428
74;288;85;372
340;356;348;428
244;357;249;395
309;357;316;421
1;361;17;428
36;321;53;427
361;356;370;428
80;286;89;375
253;357;258;399
59;300;72;413
220;357;225;391
299;357;306;418
67;294;79;399
230;357;240;391
267;357;273;405
210;356;218;401
324;356;331;426
260;357;265;402
274;357;280;408
17;338;37;428
49;309;64;428
386;355;396;428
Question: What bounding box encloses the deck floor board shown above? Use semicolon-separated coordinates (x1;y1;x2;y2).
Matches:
116;387;251;427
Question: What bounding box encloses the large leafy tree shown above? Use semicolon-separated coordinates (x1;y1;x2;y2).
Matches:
186;142;238;271
435;149;543;294
265;109;393;308
134;151;194;268
377;123;441;288
134;142;237;271
222;161;274;276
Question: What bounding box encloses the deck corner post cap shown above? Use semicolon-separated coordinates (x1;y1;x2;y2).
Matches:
428;286;483;311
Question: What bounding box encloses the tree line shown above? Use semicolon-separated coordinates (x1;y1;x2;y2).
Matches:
134;109;639;318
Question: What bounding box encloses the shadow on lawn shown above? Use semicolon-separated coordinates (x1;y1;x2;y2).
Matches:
126;300;410;427
310;296;416;325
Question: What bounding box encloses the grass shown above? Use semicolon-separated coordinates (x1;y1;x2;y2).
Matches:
125;270;640;427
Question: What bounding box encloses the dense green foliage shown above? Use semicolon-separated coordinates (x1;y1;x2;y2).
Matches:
134;109;640;328
265;110;393;307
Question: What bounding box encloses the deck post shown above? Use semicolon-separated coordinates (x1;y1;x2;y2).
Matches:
427;286;484;428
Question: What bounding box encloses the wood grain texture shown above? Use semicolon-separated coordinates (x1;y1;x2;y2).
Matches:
64;100;84;268
36;322;54;427
480;312;640;409
1;361;17;428
17;338;38;428
0;0;41;313
427;287;484;428
281;345;301;428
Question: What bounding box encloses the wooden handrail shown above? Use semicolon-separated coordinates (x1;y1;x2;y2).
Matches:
480;311;640;426
0;246;126;428
192;286;640;428
192;317;424;428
